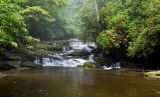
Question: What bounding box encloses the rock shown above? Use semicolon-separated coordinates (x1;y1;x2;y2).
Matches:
21;61;42;68
82;62;96;68
0;60;42;70
0;62;17;70
145;71;160;78
0;52;22;61
66;50;90;56
0;73;6;79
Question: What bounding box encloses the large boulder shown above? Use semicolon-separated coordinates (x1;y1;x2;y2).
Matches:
21;61;42;68
66;50;91;56
0;62;17;70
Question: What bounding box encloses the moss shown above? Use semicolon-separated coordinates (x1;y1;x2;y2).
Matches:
83;62;96;68
0;73;6;79
145;71;160;78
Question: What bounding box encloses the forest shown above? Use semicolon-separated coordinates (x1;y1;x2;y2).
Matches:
1;0;160;68
0;0;160;97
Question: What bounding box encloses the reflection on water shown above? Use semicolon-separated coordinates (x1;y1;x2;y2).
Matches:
0;68;160;97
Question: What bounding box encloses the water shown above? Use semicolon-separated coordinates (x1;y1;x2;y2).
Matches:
0;68;160;97
9;39;158;97
34;39;121;70
102;62;121;70
34;39;97;67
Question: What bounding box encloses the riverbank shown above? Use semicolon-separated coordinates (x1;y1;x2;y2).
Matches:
0;67;159;97
0;39;160;80
0;40;59;70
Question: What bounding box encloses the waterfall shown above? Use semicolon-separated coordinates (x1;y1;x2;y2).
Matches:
34;38;97;67
34;38;121;70
89;54;95;63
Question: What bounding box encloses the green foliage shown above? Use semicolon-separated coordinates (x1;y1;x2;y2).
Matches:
25;0;70;40
25;36;39;43
1;0;160;60
77;0;160;58
0;0;27;49
21;6;53;22
126;0;160;57
78;0;99;41
95;0;160;58
0;0;53;51
97;30;121;49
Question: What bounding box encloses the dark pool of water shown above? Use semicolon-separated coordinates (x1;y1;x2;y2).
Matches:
0;68;160;97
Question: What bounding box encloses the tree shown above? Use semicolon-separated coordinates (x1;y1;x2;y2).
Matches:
94;0;100;32
0;0;27;50
97;0;160;58
25;0;71;40
0;0;54;51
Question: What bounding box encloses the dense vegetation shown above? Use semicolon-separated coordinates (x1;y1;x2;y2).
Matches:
77;0;160;66
25;0;73;40
97;0;160;58
0;0;160;68
0;0;66;51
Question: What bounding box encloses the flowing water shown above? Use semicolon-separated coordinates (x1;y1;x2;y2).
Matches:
0;68;160;97
0;39;159;97
34;39;120;70
34;39;97;67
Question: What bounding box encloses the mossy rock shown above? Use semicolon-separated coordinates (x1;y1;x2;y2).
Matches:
145;71;160;78
83;62;96;68
0;73;6;79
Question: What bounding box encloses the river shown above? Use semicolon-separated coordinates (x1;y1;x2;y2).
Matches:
0;39;160;97
0;68;160;97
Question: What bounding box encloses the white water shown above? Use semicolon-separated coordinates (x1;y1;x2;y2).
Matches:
102;62;121;70
34;38;121;70
34;39;97;67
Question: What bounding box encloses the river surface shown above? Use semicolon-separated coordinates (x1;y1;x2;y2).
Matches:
0;68;160;97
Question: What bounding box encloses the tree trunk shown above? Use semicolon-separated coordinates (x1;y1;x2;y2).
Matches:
93;0;101;33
